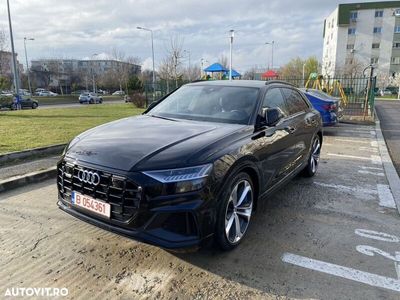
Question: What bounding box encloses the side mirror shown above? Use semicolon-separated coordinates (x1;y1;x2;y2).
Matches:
259;108;283;127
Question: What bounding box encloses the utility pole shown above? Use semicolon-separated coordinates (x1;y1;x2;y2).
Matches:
229;30;234;81
7;0;20;101
24;37;34;97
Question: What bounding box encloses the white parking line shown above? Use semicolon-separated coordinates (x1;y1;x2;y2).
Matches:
314;182;377;195
359;147;378;153
334;139;371;144
327;153;371;160
358;170;385;177
377;184;397;209
371;141;378;147
361;166;384;171
282;253;400;292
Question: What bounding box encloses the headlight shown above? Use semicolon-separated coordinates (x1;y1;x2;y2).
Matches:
143;164;212;193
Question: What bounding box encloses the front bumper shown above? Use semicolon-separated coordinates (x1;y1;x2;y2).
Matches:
57;198;211;250
57;159;216;250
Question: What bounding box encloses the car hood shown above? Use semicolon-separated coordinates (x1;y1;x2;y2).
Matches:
66;115;246;171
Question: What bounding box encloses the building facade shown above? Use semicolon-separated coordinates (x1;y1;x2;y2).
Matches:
323;1;400;77
30;59;141;92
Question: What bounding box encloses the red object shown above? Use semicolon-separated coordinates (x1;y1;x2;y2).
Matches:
261;70;279;78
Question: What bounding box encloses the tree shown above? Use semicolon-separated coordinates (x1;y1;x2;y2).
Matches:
158;56;174;93
339;57;364;77
280;56;319;79
218;54;228;68
0;76;10;90
166;35;185;88
127;75;143;93
376;72;390;92
243;67;257;80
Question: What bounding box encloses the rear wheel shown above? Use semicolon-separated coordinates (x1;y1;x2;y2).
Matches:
32;102;38;109
302;135;321;177
216;172;254;250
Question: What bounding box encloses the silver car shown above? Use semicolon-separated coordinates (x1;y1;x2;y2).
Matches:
79;92;103;104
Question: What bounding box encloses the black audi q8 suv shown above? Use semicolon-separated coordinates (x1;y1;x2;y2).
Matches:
57;80;322;250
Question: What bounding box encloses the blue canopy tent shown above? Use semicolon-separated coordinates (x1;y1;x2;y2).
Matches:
203;63;228;73
224;69;241;79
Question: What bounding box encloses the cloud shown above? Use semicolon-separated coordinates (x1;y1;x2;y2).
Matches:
0;0;381;74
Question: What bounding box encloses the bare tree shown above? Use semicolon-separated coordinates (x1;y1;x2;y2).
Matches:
376;72;390;93
339;58;364;77
166;35;185;88
158;56;174;93
243;67;257;80
0;28;9;78
218;54;228;68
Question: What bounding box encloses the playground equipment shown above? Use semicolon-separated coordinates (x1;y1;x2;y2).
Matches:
305;73;348;106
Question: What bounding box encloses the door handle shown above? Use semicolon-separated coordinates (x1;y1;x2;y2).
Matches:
284;126;296;134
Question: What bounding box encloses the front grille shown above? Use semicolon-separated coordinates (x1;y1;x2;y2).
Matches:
57;162;142;222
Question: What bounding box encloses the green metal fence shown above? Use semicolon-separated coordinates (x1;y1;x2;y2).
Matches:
143;80;189;105
272;76;376;118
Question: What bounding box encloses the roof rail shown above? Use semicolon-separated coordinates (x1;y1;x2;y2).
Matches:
265;80;296;87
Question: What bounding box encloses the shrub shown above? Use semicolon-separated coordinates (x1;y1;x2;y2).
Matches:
130;92;146;108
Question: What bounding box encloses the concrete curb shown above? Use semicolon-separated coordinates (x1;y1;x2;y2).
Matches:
375;116;400;215
0;166;57;193
0;144;66;165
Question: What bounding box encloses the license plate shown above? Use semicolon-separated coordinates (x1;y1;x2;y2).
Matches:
71;191;111;218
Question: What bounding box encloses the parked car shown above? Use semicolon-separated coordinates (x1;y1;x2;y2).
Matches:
79;92;103;104
35;90;58;97
300;88;340;126
0;95;38;109
57;80;323;251
112;90;125;96
379;89;392;96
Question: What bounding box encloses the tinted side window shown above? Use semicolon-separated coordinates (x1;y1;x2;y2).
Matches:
281;88;309;115
262;88;289;117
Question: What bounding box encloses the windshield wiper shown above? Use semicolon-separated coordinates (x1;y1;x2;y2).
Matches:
149;114;178;122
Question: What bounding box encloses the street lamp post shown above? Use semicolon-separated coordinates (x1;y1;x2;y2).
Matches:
229;30;234;81
265;41;275;70
24;37;34;97
91;53;98;93
184;50;191;81
137;26;155;101
7;0;20;102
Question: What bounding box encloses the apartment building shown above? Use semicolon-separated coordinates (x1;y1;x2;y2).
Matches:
322;1;400;77
0;50;24;80
30;58;141;91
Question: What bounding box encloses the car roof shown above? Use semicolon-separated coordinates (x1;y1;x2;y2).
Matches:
186;80;294;88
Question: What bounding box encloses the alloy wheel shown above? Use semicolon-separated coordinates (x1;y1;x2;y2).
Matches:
310;137;321;173
225;179;253;244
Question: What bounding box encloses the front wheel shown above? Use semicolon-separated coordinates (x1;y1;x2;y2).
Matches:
216;172;254;250
32;102;38;109
302;135;321;177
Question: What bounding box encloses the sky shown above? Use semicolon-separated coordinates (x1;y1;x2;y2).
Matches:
0;0;381;73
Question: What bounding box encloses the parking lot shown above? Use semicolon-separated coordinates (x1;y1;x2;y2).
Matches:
1;122;399;299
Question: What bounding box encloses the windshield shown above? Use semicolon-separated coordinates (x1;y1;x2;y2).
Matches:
148;85;259;124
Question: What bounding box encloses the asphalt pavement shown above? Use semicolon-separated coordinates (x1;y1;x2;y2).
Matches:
0;123;399;299
376;100;400;176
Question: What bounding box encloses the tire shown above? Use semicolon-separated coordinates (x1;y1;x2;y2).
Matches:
302;135;321;177
32;102;38;109
216;172;254;251
89;98;94;104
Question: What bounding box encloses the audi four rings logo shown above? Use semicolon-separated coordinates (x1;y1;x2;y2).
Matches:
78;169;100;186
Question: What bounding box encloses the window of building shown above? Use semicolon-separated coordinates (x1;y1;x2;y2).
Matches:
347;44;355;50
373;27;382;34
371;57;379;64
393;42;400;48
395;9;400;16
391;57;400;64
372;43;380;49
348;28;356;35
375;10;384;17
350;11;358;20
395;26;400;33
